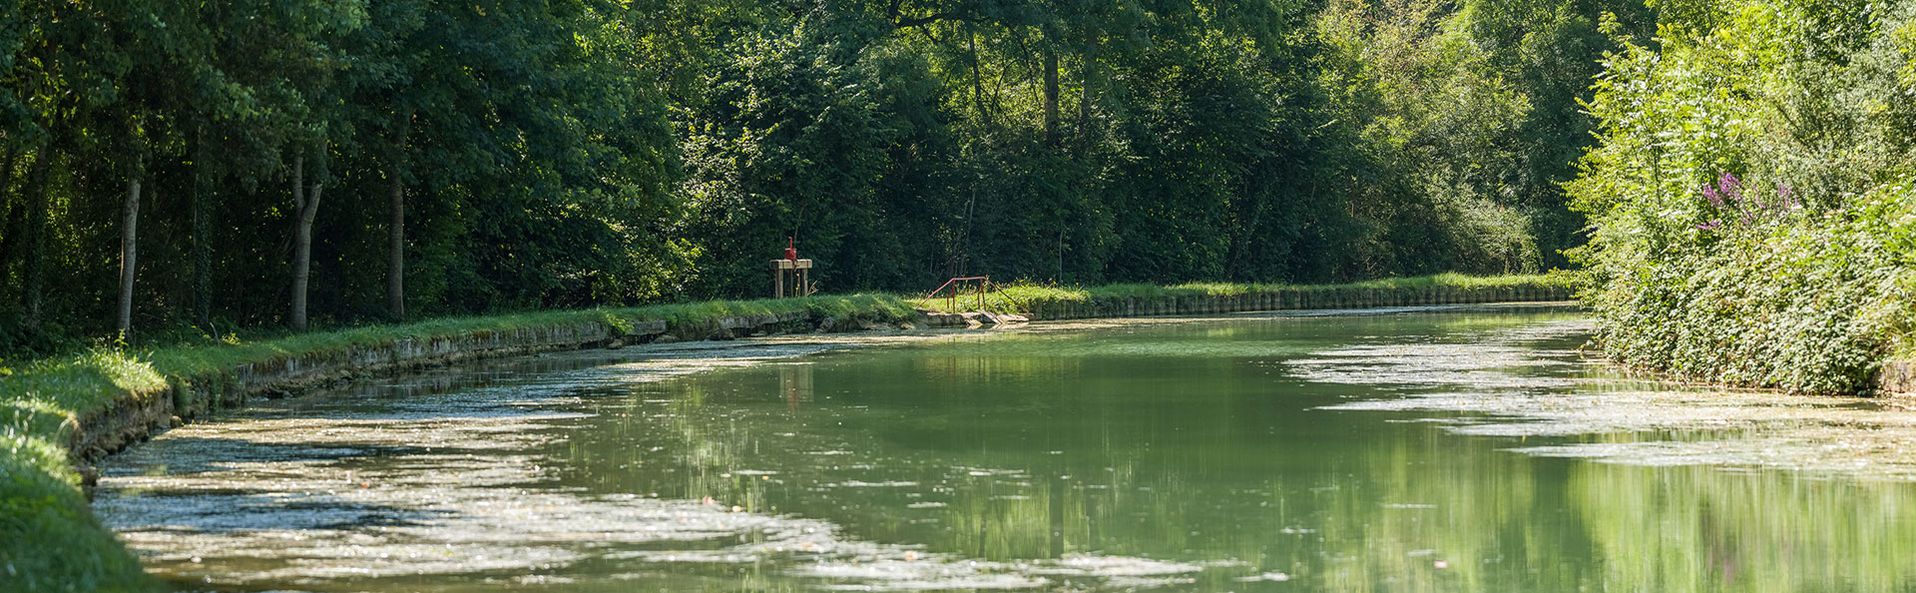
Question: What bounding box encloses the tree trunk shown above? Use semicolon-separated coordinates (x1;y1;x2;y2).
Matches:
387;115;410;320
969;29;991;126
191;130;213;329
387;170;404;320
22;149;50;328
0;145;15;224
0;146;19;284
117;174;142;338
1043;45;1060;145
290;154;323;331
1055;227;1065;283
1077;54;1093;144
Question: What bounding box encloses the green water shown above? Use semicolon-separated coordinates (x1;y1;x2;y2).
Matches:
96;306;1916;592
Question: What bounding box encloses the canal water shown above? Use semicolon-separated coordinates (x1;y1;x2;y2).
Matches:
94;305;1916;592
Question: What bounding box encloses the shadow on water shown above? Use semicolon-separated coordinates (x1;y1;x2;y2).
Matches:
98;435;425;477
100;488;444;533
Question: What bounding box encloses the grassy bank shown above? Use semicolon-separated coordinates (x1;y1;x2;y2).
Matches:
0;275;1569;590
915;273;1578;317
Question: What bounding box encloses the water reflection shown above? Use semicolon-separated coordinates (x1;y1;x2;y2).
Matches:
1571;463;1916;592
92;307;1916;592
781;364;812;411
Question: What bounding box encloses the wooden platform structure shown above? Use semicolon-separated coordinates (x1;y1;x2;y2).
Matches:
771;258;814;298
921;276;1030;327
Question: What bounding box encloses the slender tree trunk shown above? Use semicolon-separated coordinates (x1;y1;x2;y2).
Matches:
1055;227;1065;283
22;149;50;328
1043;45;1060;145
290;154;323;331
969;29;991;126
118;174;142;338
958;184;977;276
0;146;19;282
0;145;15;226
387;170;404;320
387;115;410;320
1077;54;1093;144
191;132;212;329
290;155;304;329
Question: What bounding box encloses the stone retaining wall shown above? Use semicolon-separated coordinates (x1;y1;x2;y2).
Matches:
1022;283;1576;321
70;311;851;467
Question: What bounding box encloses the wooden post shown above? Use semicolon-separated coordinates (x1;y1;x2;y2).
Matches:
772;259;784;298
772;258;811;298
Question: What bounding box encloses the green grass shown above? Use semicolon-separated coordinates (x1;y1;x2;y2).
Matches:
2;348;161;591
912;273;1580;314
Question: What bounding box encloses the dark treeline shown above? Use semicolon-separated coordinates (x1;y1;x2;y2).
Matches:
0;0;1655;351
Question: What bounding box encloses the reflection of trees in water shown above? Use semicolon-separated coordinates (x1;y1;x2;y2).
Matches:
565;343;1916;592
938;461;1151;562
667;382;774;513
1310;429;1549;593
779;364;811;411
913;350;1086;382
1571;462;1916;593
1306;429;1916;593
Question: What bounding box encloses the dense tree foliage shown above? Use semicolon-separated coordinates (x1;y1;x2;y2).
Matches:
1570;0;1916;392
0;0;1651;352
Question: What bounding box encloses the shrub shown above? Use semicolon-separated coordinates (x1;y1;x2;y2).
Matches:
1570;0;1916;393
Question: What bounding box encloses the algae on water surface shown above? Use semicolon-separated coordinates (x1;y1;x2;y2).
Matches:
89;307;1916;592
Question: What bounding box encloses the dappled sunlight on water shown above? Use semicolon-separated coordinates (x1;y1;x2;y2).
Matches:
93;306;1916;592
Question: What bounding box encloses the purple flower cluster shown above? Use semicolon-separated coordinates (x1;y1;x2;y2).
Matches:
1701;172;1740;208
1696;172;1799;232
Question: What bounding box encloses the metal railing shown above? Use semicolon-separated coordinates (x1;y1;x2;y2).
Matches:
925;276;1028;313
